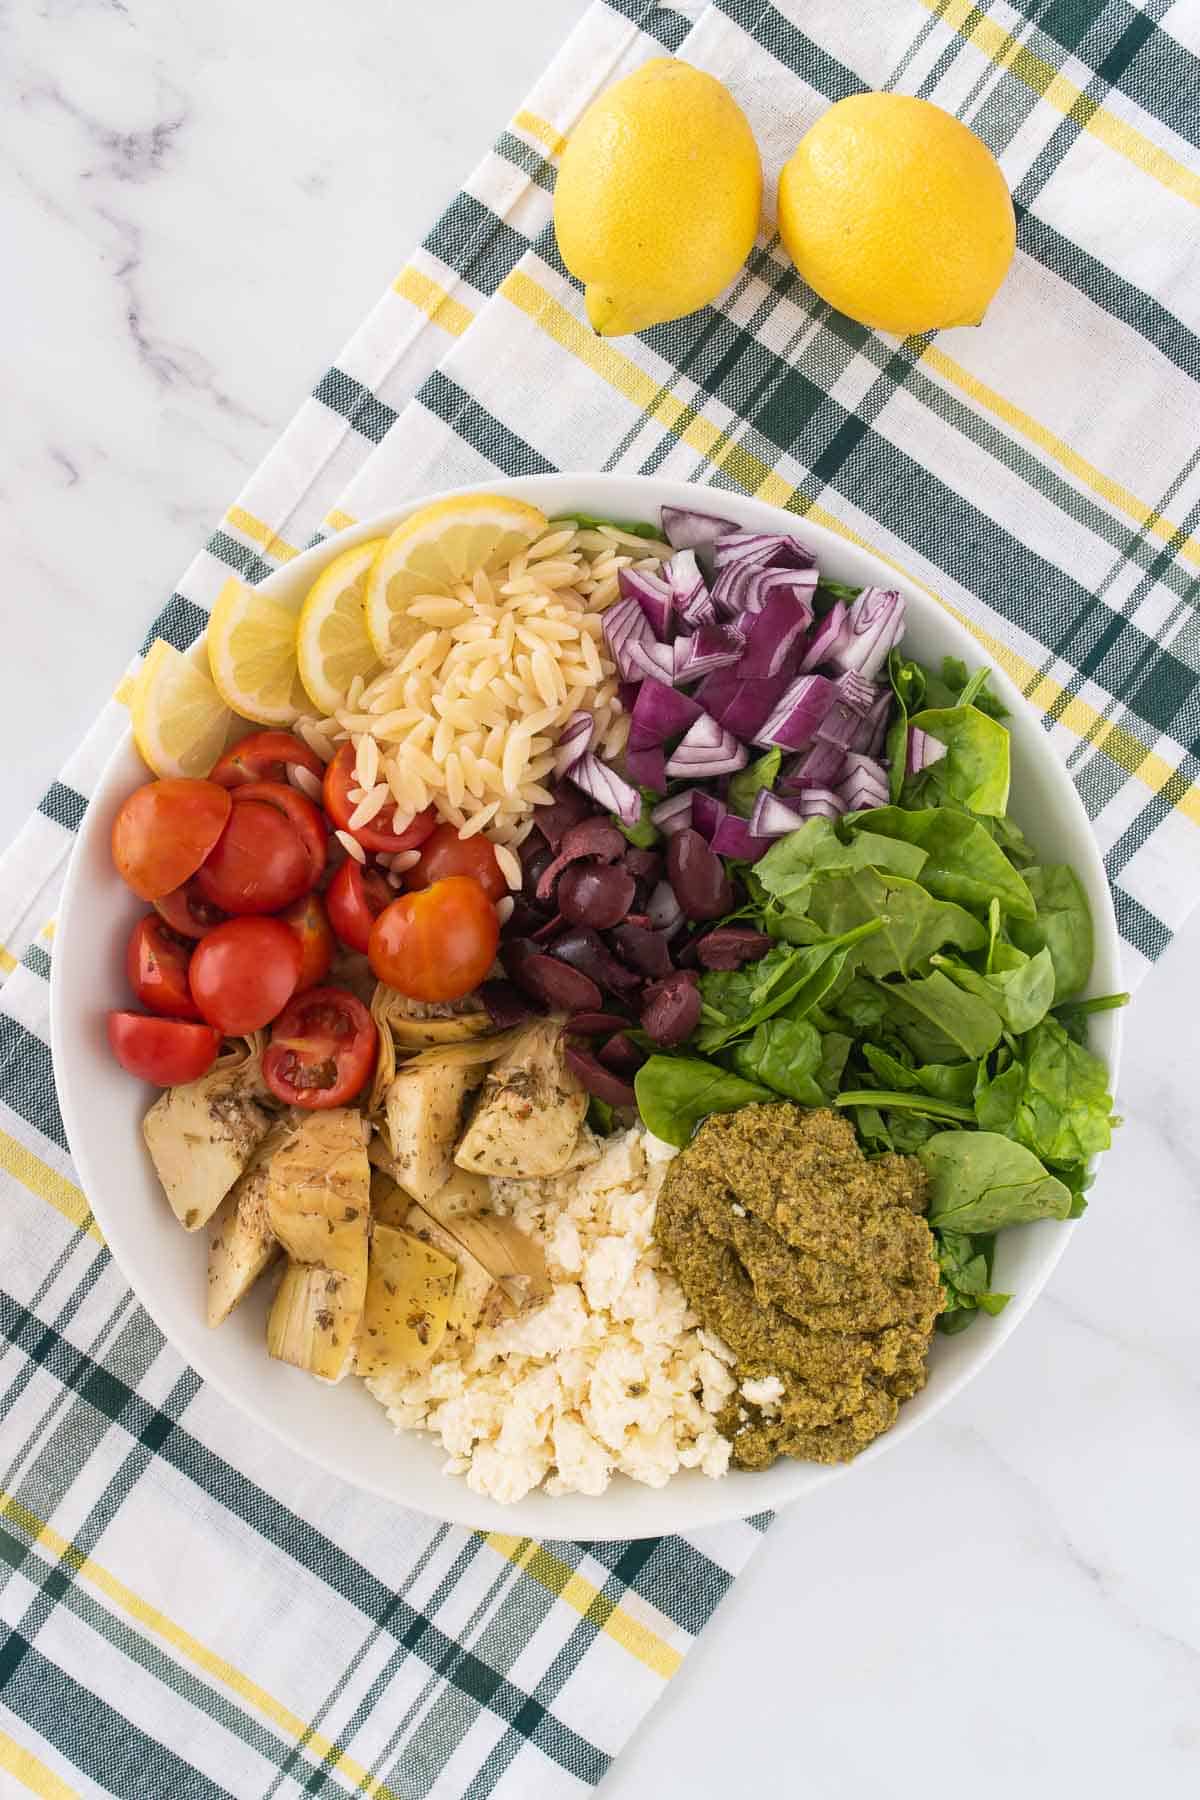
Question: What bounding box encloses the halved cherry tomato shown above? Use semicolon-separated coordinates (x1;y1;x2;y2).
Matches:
263;986;377;1109
369;875;499;1002
279;891;335;992
211;730;324;788
111;778;231;902
322;743;438;854
230;781;326;886
194;800;312;915
188;917;301;1034
107;1012;220;1085
406;821;506;903
126;915;201;1020
154;877;228;940
326;858;392;954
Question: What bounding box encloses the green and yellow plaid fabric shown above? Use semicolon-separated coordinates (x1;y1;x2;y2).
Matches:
2;1;1198;1792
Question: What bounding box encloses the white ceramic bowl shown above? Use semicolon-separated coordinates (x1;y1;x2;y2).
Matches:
51;475;1122;1537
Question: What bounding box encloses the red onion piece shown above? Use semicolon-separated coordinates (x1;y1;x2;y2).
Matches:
625;743;666;792
907;728;949;775
660;505;738;554
552;710;595;775
601;593;658;683
629;678;703;749
627;640;676;683
750;791;808;838
753;673;837;751
650;791;693;836
568;754;641;826
738;591;814;679
647;879;684;936
664;714;748;780
618;566;673;640
672;624;744;684
690;790;726;844
800;605;850;672
709;814;771;862
827;588;906;682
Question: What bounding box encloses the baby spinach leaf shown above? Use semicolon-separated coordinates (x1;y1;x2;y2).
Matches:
615;789;662;848
884;969;1005;1061
940;657;1010;719
865;1044;980;1103
933;945;1056;1035
814;578;863;611
935;1230;1011;1332
835;1089;976;1123
847;806;1035;921
587;1097;616;1136
556;511;664;540
906;704;1011;816
816;1030;854;1098
731;1016;825;1105
1008;865;1094;999
728;747;782;819
919;1131;1073;1233
885;651;929;803
807;868;987;978
832;976;892;1036
633;1057;773;1149
974;1016;1115;1167
694;920;884;1053
1053;990;1130;1045
754;816;925;913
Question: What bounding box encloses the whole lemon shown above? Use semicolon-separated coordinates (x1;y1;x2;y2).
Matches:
554;58;762;337
778;93;1015;334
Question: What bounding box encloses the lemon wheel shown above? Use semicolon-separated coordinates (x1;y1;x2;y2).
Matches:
131;640;233;779
297;538;384;715
206;576;309;725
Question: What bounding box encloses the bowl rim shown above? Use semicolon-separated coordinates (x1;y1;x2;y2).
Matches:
51;472;1123;1536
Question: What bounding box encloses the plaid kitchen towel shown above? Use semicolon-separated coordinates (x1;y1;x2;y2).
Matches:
2;0;1199;1792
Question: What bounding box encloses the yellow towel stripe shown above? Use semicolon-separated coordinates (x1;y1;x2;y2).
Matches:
0;1491;403;1800
486;1534;681;1679
41;918;56;943
920;344;1200;570
924;0;1200;210
325;508;358;533
0;1727;78;1800
113;672;136;708
0;1130;102;1243
392;266;475;338
513;109;568;157
0;943;15;976
224;506;300;563
499;267;1200;825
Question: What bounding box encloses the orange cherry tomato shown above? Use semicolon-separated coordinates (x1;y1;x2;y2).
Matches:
325;859;392;954
126;914;201;1020
193;800;312;915
107;1012;220;1085
322;743;438;854
368;875;499;1002
211;730;324;788
262;987;377;1109
278;891;335;992
188;917;302;1034
154;877;228;939
230;780;326;887
111;778;231;902
406;821;506;903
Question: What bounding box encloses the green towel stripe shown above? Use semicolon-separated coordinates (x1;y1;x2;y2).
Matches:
37;780;87;833
140;592;209;656
602;0;692;52
0;1018;68;1153
313;369;399;444
419;369;557;477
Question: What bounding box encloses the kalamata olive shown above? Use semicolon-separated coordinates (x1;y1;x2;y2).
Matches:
558;862;637;930
598;1032;645;1076
666;828;735;922
534;786;594;849
535;817;628;903
505;897;546;938
624;848;663;888
531;911;565;943
501;937;539;984
565;1011;632;1036
521;844;555;909
646;879;684;937
695;926;774;970
641;971;702;1046
674;933;701;969
549;926;642;997
564;1045;637;1109
610;923;673;979
479;978;538;1027
512;950;603;1013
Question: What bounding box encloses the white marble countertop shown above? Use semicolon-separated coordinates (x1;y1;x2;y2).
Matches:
2;2;1197;1794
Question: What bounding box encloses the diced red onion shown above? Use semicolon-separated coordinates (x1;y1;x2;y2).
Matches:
698;666;792;739
646;879;684;936
833;669;881;715
673;623;744;683
709;814;771;862
626;639;676;683
750;790;808;837
799;605;850;672
852;689;894;756
753;673;836;750
714;531;814;571
629;678;703;749
794;787;847;820
660;505;738;553
625;743;666;791
738;591;813;680
553;709;595;775
618;566;673;640
665;548;707;614
567;753;641;825
601;593;658;682
827;587;906;682
665;714;748;779
838;753;890;813
689;790;727;844
650;791;693;836
907;728;949;775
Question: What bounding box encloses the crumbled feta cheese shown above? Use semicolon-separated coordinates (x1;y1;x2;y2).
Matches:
367;1126;735;1503
740;1374;785;1412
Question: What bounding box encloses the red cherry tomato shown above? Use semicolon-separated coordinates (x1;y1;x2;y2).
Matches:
278;891;335;992
126;915;201;1020
325;858;393;953
111;779;231;902
369;875;499;1002
262;986;378;1110
153;877;229;939
230;781;326;886
211;730;324;788
107;1012;220;1085
193;799;312;915
406;821;506;904
188;917;301;1034
322;743;438;854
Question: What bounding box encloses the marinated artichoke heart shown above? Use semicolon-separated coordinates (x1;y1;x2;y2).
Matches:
354;1224;457;1378
380;1056;486;1204
206;1121;291;1326
404;1200;514;1336
420;1167;551;1309
454;1017;586;1178
265;1109;371;1382
143;1053;273;1231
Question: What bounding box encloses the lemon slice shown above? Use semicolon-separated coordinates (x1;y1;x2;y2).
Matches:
206;576;309;725
365;493;548;661
131;639;233;779
297;538;384;715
